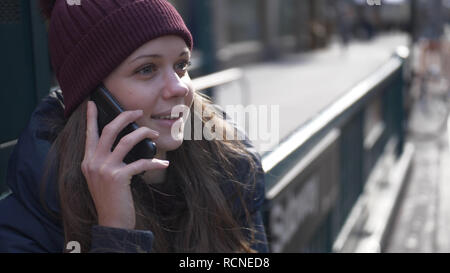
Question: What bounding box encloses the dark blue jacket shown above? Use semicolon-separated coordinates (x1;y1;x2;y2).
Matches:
0;92;269;253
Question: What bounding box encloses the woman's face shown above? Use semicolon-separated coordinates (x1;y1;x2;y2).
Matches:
103;35;194;156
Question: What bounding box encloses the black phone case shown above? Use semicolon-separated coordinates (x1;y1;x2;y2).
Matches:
90;85;157;164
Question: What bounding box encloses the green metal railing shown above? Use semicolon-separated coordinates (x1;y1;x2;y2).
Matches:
262;47;409;252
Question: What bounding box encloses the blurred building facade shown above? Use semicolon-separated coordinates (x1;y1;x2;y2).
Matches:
168;0;412;78
169;0;335;77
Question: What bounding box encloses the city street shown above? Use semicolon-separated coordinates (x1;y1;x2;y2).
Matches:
215;30;450;252
215;32;409;153
1;0;449;255
385;48;450;252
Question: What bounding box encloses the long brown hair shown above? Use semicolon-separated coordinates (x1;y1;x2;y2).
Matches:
45;91;263;252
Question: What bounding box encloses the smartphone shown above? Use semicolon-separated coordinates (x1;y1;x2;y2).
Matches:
90;84;157;164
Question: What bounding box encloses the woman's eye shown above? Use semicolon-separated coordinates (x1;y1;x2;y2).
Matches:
176;60;192;73
136;64;156;76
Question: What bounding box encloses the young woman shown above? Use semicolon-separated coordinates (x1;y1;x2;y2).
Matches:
0;0;268;253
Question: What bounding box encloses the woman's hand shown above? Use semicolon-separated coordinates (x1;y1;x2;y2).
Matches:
81;101;169;229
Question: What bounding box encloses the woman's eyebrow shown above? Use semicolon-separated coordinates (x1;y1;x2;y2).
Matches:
129;50;190;64
129;54;161;64
179;50;189;57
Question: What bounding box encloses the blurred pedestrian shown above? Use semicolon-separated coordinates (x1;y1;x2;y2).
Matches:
335;0;354;50
0;0;268;253
416;0;446;81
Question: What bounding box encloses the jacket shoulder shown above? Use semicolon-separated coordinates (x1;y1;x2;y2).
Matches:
0;194;63;252
0;90;65;253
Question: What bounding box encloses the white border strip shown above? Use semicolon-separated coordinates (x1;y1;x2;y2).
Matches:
0;139;18;149
192;68;243;91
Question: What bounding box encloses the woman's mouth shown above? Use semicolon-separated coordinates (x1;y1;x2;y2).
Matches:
151;112;183;120
151;112;183;127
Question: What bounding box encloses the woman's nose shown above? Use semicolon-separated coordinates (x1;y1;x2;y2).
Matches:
162;70;189;99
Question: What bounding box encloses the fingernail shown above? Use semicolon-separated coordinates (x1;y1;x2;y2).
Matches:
88;101;95;114
159;160;169;166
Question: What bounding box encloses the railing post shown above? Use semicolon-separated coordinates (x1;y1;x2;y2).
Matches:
191;0;217;100
394;47;409;156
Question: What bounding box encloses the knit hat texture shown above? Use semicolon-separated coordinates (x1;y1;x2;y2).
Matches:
41;0;193;117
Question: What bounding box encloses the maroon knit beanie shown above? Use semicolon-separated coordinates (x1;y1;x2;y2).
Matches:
39;0;193;118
